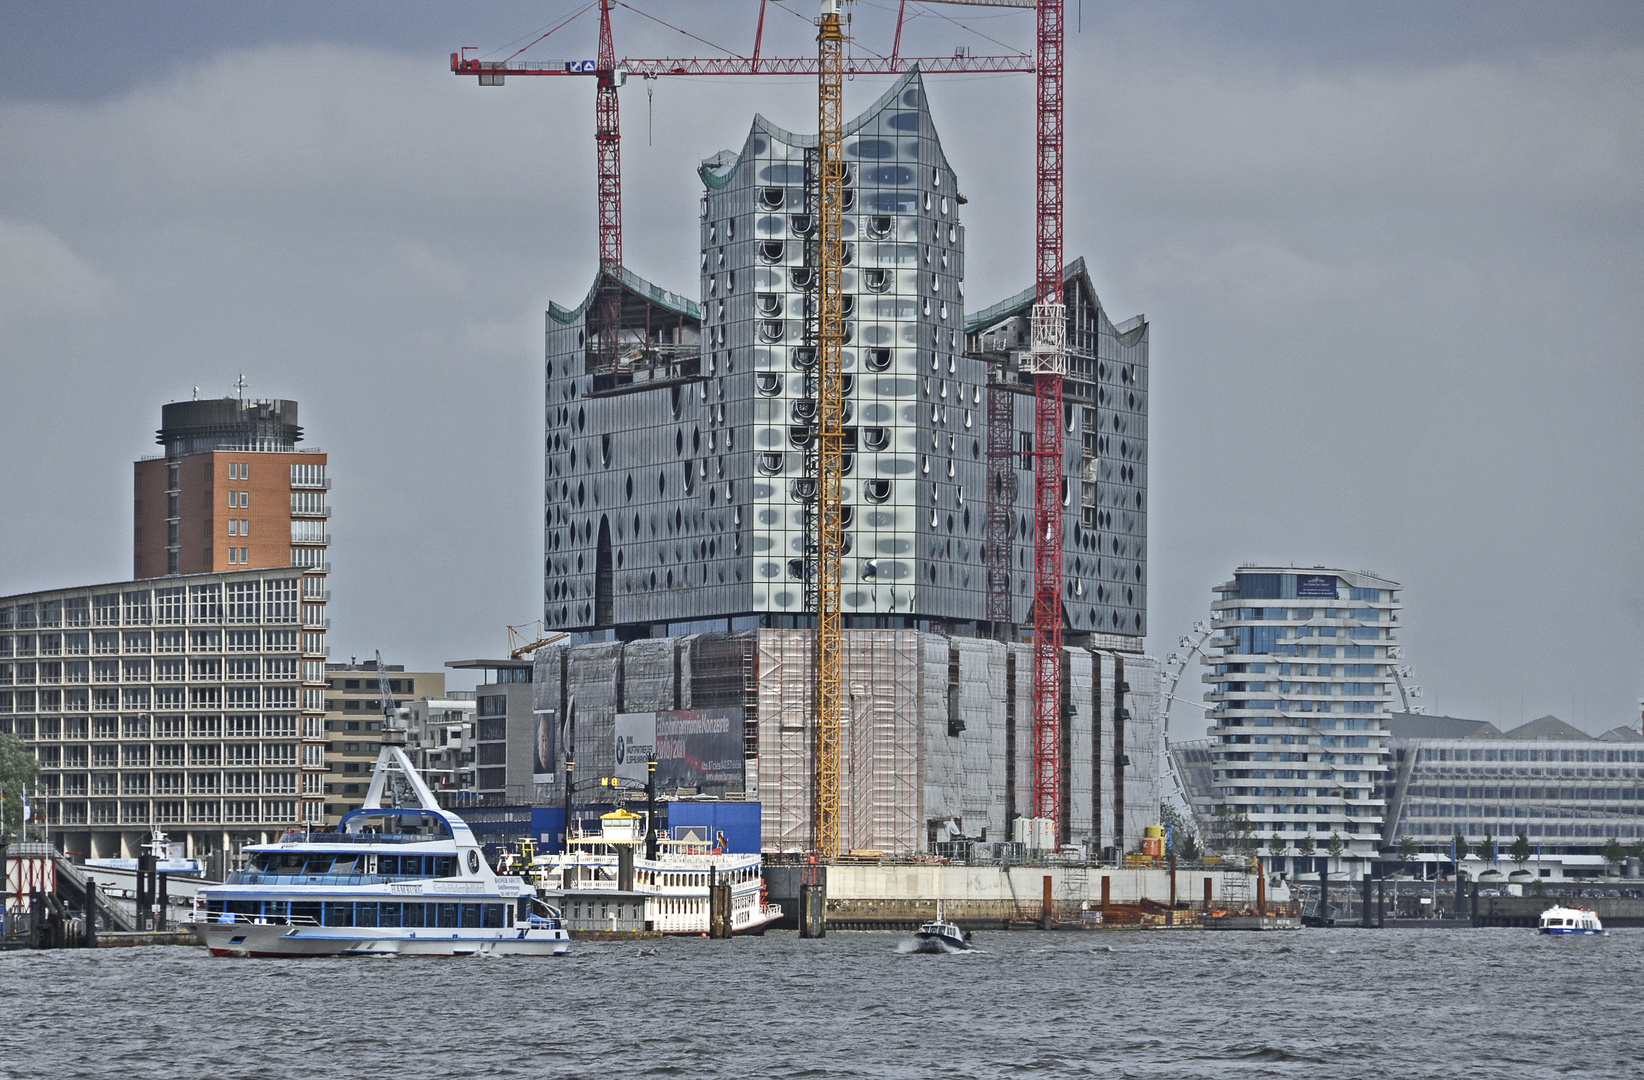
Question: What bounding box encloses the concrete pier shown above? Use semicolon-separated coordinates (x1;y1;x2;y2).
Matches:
768;862;1254;930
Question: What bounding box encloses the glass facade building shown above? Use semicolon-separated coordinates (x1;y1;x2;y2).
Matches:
0;568;330;859
1204;567;1401;863
540;69;1149;646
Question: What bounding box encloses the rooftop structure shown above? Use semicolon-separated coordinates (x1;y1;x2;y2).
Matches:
133;397;328;580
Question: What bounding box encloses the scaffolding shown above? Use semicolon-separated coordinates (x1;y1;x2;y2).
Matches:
759;629;923;855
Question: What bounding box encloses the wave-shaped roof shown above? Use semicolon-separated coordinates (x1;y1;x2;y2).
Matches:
700;67;953;190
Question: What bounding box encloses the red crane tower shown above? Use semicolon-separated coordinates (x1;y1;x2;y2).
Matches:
1028;0;1065;827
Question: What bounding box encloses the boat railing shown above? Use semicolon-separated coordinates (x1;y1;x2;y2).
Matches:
202;912;321;927
274;830;441;845
226;871;429;887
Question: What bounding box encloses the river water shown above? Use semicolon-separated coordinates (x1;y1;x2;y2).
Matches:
2;927;1638;1079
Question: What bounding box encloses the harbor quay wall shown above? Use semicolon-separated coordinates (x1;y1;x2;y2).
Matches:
768;864;1255;924
1474;894;1644;928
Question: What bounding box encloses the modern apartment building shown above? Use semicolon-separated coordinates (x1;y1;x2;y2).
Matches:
1204;567;1401;866
540;69;1148;647
406;693;478;802
1381;712;1644;854
0;568;330;858
133;398;329;579
320;662;445;822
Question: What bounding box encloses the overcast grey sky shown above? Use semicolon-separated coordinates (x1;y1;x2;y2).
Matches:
1;1;1640;722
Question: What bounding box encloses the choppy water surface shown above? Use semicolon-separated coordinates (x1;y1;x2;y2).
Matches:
3;928;1639;1079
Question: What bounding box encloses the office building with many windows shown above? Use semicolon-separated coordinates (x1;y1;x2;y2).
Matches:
527;70;1163;857
1204;567;1401;866
0;396;330;860
321;662;445;823
446;659;537;805
0;568;330;858
1380;712;1644;853
539;69;1148;647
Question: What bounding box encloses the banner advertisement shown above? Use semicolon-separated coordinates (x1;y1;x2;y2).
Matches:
532;708;557;785
1297;574;1338;599
613;708;744;794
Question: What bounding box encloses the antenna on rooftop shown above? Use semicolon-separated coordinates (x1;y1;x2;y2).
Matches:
234;373;248;401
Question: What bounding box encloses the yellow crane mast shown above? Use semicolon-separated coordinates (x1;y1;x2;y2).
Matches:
812;0;847;859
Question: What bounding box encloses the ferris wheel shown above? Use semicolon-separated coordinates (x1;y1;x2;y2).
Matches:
1159;622;1215;810
1158;623;1425;812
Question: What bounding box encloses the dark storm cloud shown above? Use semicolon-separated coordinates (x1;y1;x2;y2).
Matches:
1;2;1640;720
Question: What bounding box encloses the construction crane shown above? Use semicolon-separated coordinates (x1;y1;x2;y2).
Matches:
451;0;1061;848
811;0;847;860
506;623;570;660
451;0;1032;311
1028;0;1066;829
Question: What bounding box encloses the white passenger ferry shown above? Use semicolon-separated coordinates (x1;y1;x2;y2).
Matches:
531;809;782;936
191;742;570;957
1539;905;1604;936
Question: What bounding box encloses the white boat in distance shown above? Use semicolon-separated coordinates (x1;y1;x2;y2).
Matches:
191;741;570;958
86;830;205;876
1539;906;1604;935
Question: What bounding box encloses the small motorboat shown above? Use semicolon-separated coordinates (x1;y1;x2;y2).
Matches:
913;904;972;952
1539;905;1604;935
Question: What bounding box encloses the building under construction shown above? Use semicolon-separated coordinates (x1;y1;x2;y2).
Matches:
534;69;1160;855
534;630;1160;857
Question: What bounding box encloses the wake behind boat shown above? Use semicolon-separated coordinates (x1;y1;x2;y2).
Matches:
190;655;570;958
912;904;972;953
